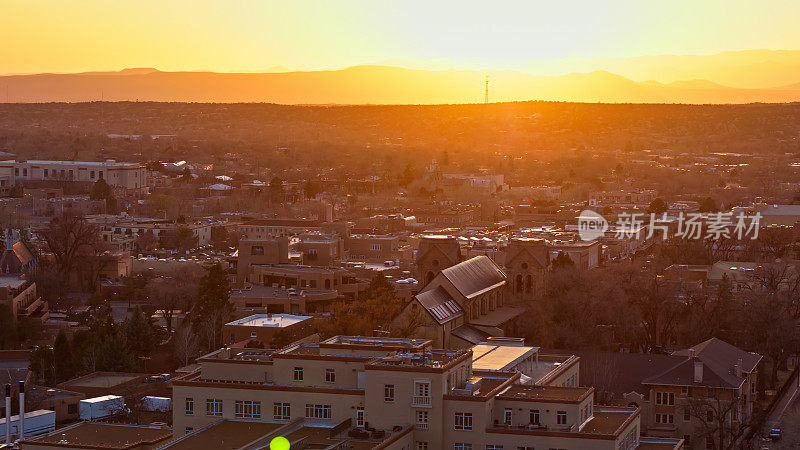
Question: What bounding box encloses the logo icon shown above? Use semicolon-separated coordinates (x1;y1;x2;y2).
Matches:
578;209;608;241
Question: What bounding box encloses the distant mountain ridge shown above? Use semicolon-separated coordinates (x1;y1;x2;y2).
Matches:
2;62;800;104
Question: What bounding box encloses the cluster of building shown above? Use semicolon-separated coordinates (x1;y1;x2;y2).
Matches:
0;154;793;450
2;331;763;450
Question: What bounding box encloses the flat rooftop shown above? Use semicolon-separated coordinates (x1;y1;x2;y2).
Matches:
4;159;141;168
580;408;638;435
322;335;430;350
163;421;283;450
253;264;339;274
230;285;336;299
204;348;275;363
497;385;592;403
368;350;468;370
470;343;538;371
278;344;373;360
225;313;311;328
27;423;172;449
62;372;142;388
28;385;84;400
527;353;576;383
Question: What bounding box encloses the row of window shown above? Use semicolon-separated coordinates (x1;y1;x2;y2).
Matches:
291;367;337;382
448;409;565;430
655;391;675;405
14;168;105;179
185;398;331;421
656;407;721;424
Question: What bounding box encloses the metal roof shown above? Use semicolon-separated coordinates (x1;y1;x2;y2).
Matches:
440;255;506;299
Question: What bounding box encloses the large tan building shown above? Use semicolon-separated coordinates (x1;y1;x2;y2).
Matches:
231;236;289;286
0;160;147;196
171;335;682;450
248;264;366;299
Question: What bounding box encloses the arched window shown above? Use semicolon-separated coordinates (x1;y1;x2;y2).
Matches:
426;271;434;284
525;275;533;293
515;274;523;293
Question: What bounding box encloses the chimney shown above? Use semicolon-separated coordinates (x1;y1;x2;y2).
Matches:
735;358;743;378
5;383;10;446
18;381;24;441
694;361;703;383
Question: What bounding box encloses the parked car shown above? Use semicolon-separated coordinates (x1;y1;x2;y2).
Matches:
769;427;782;441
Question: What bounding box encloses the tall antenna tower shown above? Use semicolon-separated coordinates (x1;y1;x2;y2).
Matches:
484;75;489;104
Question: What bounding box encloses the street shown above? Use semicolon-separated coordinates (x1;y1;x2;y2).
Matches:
754;371;800;449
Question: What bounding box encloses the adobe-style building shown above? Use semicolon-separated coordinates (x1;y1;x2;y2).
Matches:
238;219;322;238
248;264;365;300
171;335;682;450
396;256;526;348
347;234;399;262
230;284;339;315
26;385;85;423
231;236;289;286
222;313;314;347
295;233;342;266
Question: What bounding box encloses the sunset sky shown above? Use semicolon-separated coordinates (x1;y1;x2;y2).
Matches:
3;0;800;75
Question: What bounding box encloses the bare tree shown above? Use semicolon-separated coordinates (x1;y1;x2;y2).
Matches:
580;352;621;405
173;324;199;367
198;307;228;351
148;269;198;333
391;303;428;338
41;211;102;286
685;388;751;450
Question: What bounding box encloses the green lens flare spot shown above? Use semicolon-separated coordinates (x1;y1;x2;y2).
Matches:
270;436;290;450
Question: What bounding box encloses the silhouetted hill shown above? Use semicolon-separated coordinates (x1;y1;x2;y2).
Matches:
3;64;800;104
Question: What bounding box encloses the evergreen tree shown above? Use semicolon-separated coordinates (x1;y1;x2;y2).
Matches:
53;329;74;382
89;178;118;213
0;304;14;349
29;346;55;385
192;263;232;350
123;307;159;358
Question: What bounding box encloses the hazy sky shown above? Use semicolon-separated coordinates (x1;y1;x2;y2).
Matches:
3;0;800;74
